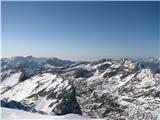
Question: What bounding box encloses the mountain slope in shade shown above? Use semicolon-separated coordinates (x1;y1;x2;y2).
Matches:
1;57;160;119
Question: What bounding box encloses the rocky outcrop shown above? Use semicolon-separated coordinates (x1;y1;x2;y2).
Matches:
18;72;28;82
52;85;82;115
73;68;93;78
1;99;37;113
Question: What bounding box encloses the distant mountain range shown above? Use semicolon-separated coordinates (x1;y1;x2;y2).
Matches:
1;56;74;69
0;56;160;119
132;56;160;73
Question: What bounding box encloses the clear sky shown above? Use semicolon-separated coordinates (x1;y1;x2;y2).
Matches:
2;1;159;60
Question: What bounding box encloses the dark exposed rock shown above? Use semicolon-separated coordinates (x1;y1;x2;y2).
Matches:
73;68;93;78
103;71;117;78
18;72;28;82
1;99;37;113
98;63;110;73
52;85;82;115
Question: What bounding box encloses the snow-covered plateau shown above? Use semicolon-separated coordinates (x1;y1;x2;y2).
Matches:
1;56;160;120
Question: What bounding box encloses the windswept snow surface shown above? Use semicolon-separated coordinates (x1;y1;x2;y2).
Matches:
1;73;56;101
1;108;102;120
1;72;22;87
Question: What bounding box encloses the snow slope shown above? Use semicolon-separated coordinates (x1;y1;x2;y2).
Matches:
1;73;81;115
1;108;101;120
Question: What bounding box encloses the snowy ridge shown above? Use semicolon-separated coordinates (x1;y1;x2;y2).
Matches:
1;72;81;115
1;57;160;119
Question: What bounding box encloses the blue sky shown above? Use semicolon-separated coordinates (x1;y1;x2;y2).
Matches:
2;1;159;60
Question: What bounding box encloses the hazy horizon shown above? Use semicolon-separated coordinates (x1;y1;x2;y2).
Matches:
2;1;160;60
1;55;159;62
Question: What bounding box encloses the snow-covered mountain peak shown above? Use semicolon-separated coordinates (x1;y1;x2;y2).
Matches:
1;57;160;119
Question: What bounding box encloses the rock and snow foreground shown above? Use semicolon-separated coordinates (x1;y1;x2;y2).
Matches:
1;56;160;120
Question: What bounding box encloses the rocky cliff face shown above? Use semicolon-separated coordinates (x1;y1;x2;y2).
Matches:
1;57;160;119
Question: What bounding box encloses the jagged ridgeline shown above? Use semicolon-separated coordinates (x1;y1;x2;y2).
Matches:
1;56;160;119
